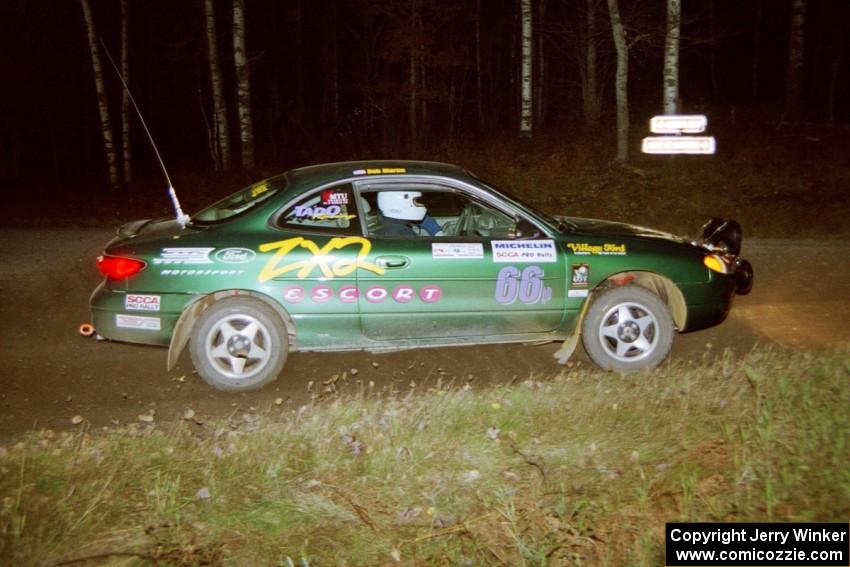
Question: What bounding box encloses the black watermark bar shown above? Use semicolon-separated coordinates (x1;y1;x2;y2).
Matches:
666;523;849;566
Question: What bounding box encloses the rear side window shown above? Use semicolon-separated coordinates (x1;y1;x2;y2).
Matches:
276;184;362;234
192;175;284;223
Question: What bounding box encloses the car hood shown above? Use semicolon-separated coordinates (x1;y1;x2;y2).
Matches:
557;216;690;245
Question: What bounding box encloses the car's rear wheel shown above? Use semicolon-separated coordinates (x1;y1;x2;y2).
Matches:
581;285;674;372
190;297;287;391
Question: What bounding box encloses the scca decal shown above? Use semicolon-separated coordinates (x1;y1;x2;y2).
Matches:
258;237;385;282
125;294;161;311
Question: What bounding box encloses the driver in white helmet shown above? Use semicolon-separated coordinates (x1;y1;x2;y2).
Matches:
375;191;441;236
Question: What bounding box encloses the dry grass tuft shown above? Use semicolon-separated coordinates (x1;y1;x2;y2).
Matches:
1;347;848;565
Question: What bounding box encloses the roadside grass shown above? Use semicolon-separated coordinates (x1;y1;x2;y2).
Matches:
1;347;848;565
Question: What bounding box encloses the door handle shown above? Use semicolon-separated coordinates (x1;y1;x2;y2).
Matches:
375;255;410;269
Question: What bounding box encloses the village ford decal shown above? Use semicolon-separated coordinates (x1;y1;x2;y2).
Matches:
566;242;627;256
215;247;256;264
491;240;557;263
258;236;385;282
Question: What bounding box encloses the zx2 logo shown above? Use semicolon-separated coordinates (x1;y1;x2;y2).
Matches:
258;237;385;282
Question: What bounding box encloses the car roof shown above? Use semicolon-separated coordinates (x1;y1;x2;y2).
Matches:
285;160;472;189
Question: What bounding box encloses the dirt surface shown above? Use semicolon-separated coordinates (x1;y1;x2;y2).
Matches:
1;228;848;439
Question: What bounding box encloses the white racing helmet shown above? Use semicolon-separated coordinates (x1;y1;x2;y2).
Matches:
377;191;427;221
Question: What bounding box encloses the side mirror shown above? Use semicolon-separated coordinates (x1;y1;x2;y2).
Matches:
514;218;541;240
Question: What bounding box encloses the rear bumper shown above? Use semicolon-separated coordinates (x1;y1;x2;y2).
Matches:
89;282;189;346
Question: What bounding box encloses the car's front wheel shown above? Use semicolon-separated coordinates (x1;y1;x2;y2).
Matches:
190;297;288;391
581;285;674;372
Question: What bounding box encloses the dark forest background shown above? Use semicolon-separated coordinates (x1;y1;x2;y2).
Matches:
1;1;848;235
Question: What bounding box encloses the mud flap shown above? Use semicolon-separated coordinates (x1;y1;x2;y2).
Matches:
553;334;579;364
167;295;216;371
553;294;593;365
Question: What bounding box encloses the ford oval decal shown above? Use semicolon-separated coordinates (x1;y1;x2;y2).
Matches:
215;248;256;264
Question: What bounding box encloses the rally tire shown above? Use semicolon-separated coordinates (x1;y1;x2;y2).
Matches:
581;285;674;372
190;297;288;391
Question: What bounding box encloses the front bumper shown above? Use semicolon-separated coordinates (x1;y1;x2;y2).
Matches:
680;270;740;332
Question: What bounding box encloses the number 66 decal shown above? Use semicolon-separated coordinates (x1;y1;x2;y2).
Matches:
495;266;553;305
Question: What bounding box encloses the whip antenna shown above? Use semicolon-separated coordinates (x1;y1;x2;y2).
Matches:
99;39;190;227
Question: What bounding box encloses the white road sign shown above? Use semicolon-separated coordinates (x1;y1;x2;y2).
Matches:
641;136;716;155
649;114;708;134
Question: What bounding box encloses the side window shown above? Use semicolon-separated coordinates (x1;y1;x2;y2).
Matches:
364;186;517;239
276;184;361;234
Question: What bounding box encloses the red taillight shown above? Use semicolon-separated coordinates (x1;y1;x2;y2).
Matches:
97;255;146;279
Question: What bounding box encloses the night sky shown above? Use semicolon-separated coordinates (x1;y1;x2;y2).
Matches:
2;0;848;193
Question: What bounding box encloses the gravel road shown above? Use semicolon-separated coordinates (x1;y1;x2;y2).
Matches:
1;228;847;438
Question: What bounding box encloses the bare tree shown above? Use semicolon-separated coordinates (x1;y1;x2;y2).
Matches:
784;0;806;118
204;0;231;170
80;0;119;189
233;0;255;169
535;0;548;127
475;0;484;130
519;0;533;139
323;8;340;131
607;0;629;163
120;0;131;184
409;0;421;153
581;0;602;128
751;0;762;100
826;24;846;125
662;0;681;115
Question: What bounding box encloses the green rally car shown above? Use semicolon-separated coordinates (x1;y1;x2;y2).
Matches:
89;161;753;391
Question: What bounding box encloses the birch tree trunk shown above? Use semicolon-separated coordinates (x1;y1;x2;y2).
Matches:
80;0;119;189
409;0;419;154
535;0;548;127
784;0;806;118
120;0;131;184
204;0;231;170
519;0;533;139
582;0;601;127
294;0;304;122
233;0;255;169
607;0;629;163
420;51;428;145
475;0;484;130
662;0;681;115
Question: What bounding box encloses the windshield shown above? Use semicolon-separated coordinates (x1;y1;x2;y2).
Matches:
471;175;572;232
191;174;287;223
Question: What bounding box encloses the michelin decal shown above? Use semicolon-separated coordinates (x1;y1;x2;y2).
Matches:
491;240;557;263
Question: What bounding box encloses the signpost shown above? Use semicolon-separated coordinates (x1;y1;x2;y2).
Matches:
642;114;715;155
